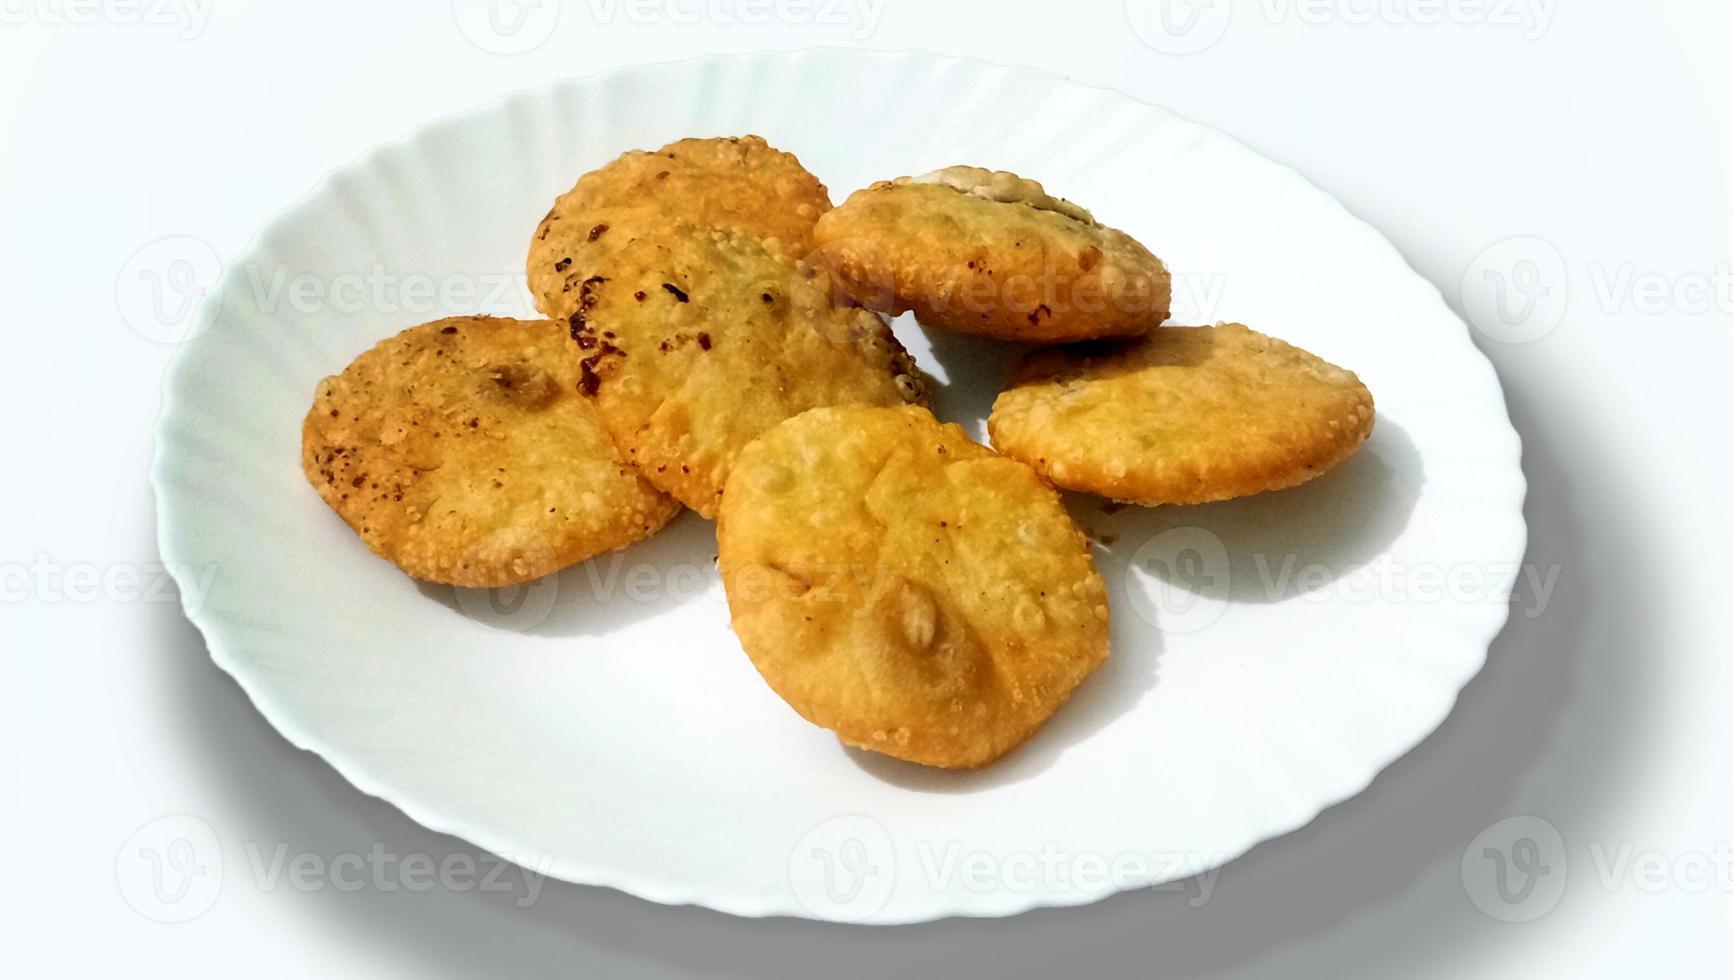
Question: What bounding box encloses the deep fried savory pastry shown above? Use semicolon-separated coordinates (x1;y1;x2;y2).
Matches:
565;229;928;517
813;165;1171;342
989;323;1375;505
529;135;831;320
718;405;1110;769
302;316;680;586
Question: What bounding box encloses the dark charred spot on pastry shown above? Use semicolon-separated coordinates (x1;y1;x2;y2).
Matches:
761;292;774;304
568;275;611;341
602;331;615;339
441;325;458;334
1027;304;1052;326
588;223;609;242
656;170;671;180
575;331;597;350
1078;246;1102;272
662;283;689;302
553;257;572;273
484;358;557;405
697;332;712;351
634;290;647;302
578;358;601;397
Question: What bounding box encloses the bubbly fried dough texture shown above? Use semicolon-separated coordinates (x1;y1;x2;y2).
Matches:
567;229;929;517
529;135;831;319
301;316;680;586
989;323;1376;506
813;165;1171;342
718;405;1110;769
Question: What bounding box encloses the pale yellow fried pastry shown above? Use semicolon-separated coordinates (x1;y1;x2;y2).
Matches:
989;323;1376;505
529;135;831;320
813;165;1171;342
718;405;1110;769
301;316;680;586
567;228;928;518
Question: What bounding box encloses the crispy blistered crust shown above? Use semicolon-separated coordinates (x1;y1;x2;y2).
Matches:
718;405;1110;769
529;135;831;320
568;229;928;518
989;323;1376;506
812;169;1170;342
301;316;680;586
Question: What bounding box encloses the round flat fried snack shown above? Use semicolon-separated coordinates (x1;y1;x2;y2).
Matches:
718;405;1110;769
302;316;680;586
570;229;928;518
989;323;1376;506
530;135;831;320
813;165;1171;342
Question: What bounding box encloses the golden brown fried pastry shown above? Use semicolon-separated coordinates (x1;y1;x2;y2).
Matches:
302;316;680;586
718;405;1110;769
529;135;831;320
565;229;927;518
989;323;1375;505
813;165;1170;342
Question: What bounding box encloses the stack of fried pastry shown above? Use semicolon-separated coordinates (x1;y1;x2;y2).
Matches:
302;136;1374;769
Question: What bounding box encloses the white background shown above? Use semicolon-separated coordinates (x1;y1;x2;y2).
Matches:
3;0;1730;976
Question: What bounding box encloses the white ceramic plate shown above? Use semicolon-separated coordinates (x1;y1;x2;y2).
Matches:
152;49;1526;923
